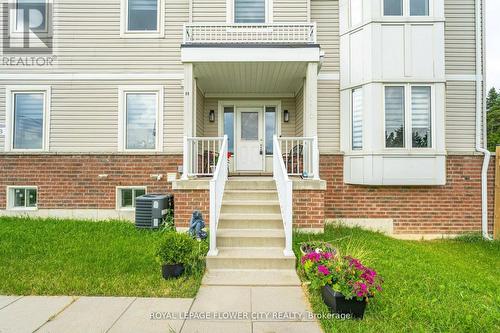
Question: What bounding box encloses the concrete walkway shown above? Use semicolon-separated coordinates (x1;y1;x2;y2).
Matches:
0;286;322;333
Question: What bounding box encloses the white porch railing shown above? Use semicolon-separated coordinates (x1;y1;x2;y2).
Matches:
208;135;228;256
183;23;317;45
182;137;224;178
277;136;320;179
273;135;294;257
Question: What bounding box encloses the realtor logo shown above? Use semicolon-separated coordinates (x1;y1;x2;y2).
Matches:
2;1;53;55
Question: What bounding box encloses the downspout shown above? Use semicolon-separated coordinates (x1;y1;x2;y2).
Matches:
475;0;492;240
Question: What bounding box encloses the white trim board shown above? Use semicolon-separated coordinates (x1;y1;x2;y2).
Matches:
181;47;321;63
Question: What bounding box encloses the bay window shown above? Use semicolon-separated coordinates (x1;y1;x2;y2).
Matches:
384;86;405;148
411;86;431;148
410;0;429;16
383;0;430;17
383;0;403;16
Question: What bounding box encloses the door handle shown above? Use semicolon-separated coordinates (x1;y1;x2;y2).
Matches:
259;144;263;155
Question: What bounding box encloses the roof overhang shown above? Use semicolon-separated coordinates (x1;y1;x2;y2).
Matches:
181;44;321;63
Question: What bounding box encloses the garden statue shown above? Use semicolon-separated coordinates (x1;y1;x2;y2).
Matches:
188;210;207;240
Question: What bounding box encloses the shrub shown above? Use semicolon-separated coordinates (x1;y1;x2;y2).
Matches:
155;231;209;274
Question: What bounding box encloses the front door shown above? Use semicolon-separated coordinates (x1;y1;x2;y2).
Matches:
236;107;264;172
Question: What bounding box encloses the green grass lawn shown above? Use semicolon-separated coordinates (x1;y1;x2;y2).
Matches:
0;217;203;298
294;225;500;333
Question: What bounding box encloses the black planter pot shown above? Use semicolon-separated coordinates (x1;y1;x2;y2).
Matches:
161;263;184;279
321;285;367;319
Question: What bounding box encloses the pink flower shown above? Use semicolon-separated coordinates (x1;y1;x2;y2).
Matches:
317;265;330;275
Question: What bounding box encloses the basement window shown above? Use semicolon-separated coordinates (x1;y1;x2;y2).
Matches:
117;187;146;210
8;187;38;210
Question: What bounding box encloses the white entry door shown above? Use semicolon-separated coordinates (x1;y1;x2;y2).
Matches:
236;107;264;172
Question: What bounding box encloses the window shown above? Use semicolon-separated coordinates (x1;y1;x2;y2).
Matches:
352;88;363;150
265;107;276;154
234;0;266;23
384;85;433;149
119;87;163;151
385;86;405;148
121;0;163;36
224;107;235;154
411;86;431;148
6;87;50;152
8;187;37;209
410;0;429;16
14;0;48;33
240;112;259;140
350;0;363;26
117;187;146;209
384;0;403;16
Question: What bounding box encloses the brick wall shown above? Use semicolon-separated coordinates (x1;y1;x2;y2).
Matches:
173;189;210;228
0;154;182;209
320;155;496;234
293;190;325;229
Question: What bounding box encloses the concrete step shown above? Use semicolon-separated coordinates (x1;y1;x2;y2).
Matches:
223;189;278;201
202;269;301;286
217;229;285;248
206;247;295;270
218;217;282;230
225;179;276;190
220;201;281;214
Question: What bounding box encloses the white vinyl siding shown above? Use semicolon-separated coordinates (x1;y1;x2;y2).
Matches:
351;88;362;150
192;0;226;22
273;0;307;23
444;0;476;75
318;80;340;153
311;0;339;72
295;87;304;136
445;81;476;152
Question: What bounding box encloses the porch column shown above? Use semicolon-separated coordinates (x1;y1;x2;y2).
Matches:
304;62;318;137
183;63;195;137
182;63;196;179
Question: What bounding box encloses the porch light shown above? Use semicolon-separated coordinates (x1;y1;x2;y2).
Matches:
283;110;289;123
209;110;215;122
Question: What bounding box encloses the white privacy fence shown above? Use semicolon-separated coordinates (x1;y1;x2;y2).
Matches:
277;136;319;179
183;23;317;44
208;135;228;256
183;137;224;178
273;135;293;257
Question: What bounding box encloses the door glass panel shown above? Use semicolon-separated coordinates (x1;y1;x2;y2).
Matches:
241;112;258;140
224;107;235;154
265;107;276;154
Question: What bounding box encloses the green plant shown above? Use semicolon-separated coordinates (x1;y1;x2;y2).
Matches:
155;232;195;266
160;209;175;233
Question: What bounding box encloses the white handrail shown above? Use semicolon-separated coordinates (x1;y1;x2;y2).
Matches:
273;135;294;257
278;136;320;179
208;135;228;256
183;23;317;44
182;136;224;178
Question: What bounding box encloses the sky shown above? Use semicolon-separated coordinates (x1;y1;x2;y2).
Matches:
486;0;500;89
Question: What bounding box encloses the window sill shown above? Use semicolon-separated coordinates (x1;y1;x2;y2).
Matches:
7;207;38;212
120;31;164;39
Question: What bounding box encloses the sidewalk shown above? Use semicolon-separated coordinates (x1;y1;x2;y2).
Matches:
0;286;323;333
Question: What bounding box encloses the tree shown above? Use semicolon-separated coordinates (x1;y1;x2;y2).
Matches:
487;87;500;152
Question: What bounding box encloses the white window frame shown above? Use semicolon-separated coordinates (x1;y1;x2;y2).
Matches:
6;186;38;211
383;83;435;151
382;0;432;17
116;186;147;210
120;0;165;38
5;86;51;152
227;0;273;23
9;0;53;37
118;86;164;153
